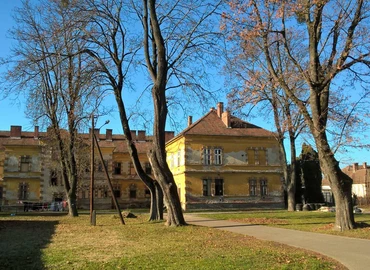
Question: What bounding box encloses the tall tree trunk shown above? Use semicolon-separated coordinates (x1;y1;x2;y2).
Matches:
150;86;186;226
287;131;297;211
67;190;78;217
316;138;355;230
114;92;163;221
149;150;185;226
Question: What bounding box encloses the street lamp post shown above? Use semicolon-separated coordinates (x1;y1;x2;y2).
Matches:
90;115;95;225
90;117;111;226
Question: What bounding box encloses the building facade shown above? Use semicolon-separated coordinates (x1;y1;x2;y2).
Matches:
0;125;173;210
166;102;284;210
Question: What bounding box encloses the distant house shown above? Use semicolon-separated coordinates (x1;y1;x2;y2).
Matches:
322;162;370;205
165;102;284;210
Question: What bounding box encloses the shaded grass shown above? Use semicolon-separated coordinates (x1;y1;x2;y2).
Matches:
0;213;345;269
200;210;370;239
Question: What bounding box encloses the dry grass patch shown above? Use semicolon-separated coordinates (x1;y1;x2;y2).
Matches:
0;213;346;269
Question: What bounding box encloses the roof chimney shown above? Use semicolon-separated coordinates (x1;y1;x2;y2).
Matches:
10;125;22;139
106;129;113;141
353;163;358;171
34;126;39;139
130;130;136;141
363;162;367;169
165;131;175;142
137;130;146;141
217;102;224;118
222;111;231;128
188;116;193;127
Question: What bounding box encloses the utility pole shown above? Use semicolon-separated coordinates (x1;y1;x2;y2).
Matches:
93;132;125;225
90;115;95;225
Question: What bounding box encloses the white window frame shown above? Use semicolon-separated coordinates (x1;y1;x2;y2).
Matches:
214;148;223;165
203;148;211;165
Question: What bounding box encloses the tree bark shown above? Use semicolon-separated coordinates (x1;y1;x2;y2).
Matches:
114;92;163;221
314;133;355;230
149;149;185;226
148;81;186;226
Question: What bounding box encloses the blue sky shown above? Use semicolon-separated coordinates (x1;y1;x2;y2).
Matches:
0;1;368;167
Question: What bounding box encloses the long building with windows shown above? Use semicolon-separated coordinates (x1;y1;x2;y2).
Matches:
0;125;173;210
1;104;284;211
165;102;284;210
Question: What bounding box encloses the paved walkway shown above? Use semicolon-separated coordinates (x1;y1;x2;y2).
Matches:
184;214;370;270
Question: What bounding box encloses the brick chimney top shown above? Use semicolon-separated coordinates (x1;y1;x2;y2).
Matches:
106;129;113;141
10;125;22;139
137;130;146;141
363;162;367;169
34;126;39;139
217;102;224;118
353;163;359;171
222;111;231;128
188;116;193;127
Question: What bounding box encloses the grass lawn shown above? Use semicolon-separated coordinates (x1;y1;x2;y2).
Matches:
0;212;345;270
199;210;370;239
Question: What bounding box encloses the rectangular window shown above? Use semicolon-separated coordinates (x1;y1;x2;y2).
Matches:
50;170;58;186
214;148;223;165
97;160;108;172
260;179;268;196
177;150;181;167
113;189;121;198
20;155;31;172
215;179;224;196
203;148;211;165
170;154;174;168
0;186;3;199
145;162;152;174
129;162;136;175
18;182;29;200
249;179;257;196
130;189;137;199
98;161;103;172
265;149;269;165
114;162;122;174
254;149;259;165
203;179;212;196
145;189;151;197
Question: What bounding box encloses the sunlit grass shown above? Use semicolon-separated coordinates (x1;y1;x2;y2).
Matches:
200;210;370;239
0;213;345;269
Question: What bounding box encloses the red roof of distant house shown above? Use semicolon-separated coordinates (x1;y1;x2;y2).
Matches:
342;163;369;184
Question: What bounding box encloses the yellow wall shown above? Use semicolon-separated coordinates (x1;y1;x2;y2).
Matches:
166;134;283;209
2;145;43;204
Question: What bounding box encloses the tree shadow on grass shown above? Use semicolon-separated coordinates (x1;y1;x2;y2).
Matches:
0;220;58;270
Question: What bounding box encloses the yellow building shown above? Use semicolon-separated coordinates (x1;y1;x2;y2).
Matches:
0;126;59;210
0;126;174;210
166;102;284;210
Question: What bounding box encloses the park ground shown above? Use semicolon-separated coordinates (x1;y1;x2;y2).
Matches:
1;209;369;269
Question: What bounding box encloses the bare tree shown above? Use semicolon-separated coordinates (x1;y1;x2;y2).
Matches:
71;0;165;221
225;37;306;211
129;0;223;226
1;0;104;216
224;0;370;230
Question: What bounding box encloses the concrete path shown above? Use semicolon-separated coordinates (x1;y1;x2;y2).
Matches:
184;214;370;270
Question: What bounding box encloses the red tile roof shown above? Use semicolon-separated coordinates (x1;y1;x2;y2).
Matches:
168;109;276;143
